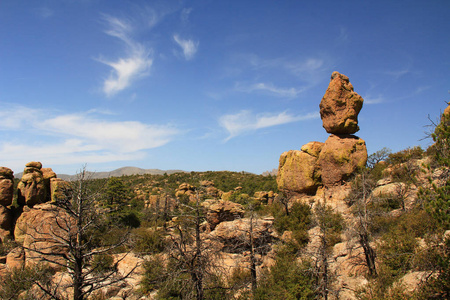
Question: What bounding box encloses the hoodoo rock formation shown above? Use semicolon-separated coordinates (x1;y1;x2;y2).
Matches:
17;161;46;207
277;71;367;194
319;71;364;135
0;162;67;269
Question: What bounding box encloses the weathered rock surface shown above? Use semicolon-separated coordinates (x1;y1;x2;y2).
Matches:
277;141;323;194
14;203;74;269
175;182;196;201
17;161;46;207
209;217;277;253
254;191;276;205
318;134;367;186
202;200;245;230
50;177;70;202
42;168;57;202
144;194;177;212
0;205;12;242
319;71;364;134
0;167;14;207
5;247;25;271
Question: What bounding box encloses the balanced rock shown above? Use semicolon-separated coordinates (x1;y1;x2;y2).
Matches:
318;134;367;186
277;141;324;194
319;72;364;134
0;167;14;207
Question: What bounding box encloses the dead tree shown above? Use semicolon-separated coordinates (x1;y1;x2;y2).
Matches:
165;190;221;300
346;169;379;277
22;167;136;300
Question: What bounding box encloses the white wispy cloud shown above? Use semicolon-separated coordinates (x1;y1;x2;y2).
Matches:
98;14;153;97
229;54;328;97
173;34;199;60
384;68;411;80
363;94;385;105
0;104;179;171
219;110;319;141
235;82;304;98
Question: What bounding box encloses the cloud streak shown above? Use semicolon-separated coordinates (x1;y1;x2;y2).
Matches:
98;14;153;97
0;104;179;172
173;34;199;60
236;82;304;98
219;110;319;141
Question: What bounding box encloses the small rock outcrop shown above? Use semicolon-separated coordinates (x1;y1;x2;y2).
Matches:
175;183;196;201
319;71;364;134
202;200;245;230
209;217;276;253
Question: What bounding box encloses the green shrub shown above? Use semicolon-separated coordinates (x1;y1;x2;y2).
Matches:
0;265;55;300
132;227;166;255
386;146;424;165
272;201;312;248
254;247;314;300
90;253;116;274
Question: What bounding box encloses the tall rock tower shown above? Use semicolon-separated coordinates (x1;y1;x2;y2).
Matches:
277;72;368;195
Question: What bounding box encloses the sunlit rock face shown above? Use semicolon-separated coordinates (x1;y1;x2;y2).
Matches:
0;167;14;207
17;162;46;207
319;71;364;135
277;141;324;194
318;134;368;186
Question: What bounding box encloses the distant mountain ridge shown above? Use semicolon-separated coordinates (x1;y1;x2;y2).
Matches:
16;167;186;181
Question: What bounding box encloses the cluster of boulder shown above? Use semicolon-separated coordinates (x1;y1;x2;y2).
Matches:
0;162;71;273
277;71;368;195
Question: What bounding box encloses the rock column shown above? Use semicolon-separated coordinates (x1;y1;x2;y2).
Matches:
277;71;368;194
0;167;14;242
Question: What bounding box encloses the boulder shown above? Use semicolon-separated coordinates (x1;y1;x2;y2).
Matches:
14;203;75;269
319;71;364;134
200;180;215;187
175;183;196;201
144;194;177;212
25;161;42;169
0;205;12;242
318;134;367;186
0;167;14;207
17;162;47;207
209;218;276;253
6;247;25;271
254;191;276;205
277;141;324;194
202;200;245;230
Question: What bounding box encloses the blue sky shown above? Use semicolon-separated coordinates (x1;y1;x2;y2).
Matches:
0;0;449;175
